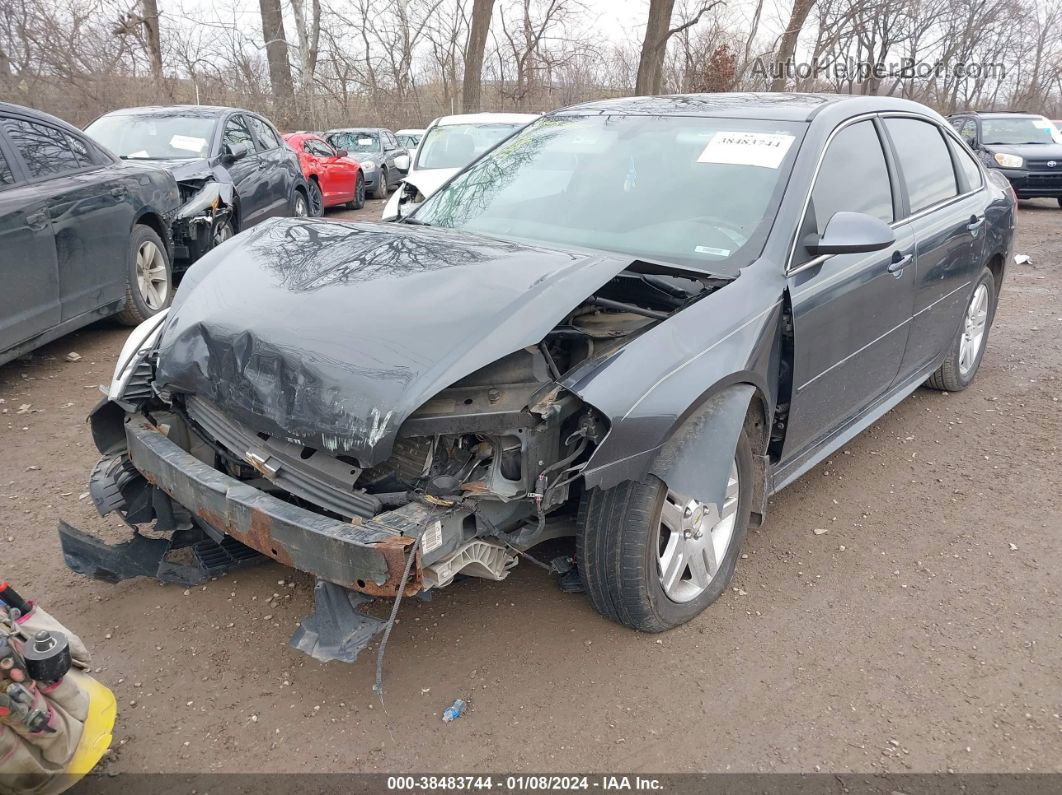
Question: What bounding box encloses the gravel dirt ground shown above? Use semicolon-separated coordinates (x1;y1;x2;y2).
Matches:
2;197;1060;775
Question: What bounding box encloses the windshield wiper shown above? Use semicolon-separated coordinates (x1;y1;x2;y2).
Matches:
398;217;430;226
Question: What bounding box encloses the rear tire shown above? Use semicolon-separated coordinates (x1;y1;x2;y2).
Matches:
307;179;324;216
371;168;388;199
925;266;996;392
292;189;309;218
577;430;754;632
347;171;366;210
117;225;172;326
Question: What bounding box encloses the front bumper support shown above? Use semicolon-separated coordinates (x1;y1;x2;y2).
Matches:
123;415;424;595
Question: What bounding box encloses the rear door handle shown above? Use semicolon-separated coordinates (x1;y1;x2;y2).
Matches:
25;210;49;231
887;253;913;274
967;214;985;233
110;186;127;198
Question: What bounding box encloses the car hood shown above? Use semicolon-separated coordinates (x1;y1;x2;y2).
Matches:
154;218;634;465
983;143;1062;161
404;167;460;199
128;157;218;183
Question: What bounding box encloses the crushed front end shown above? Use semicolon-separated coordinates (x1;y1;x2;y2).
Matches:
59;219;723;662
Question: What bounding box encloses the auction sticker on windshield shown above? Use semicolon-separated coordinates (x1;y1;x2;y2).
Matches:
170;134;207;152
698;131;795;169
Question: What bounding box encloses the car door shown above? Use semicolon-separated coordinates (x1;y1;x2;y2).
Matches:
311;138;355;202
381;131;404;186
3;115;133;320
782;117;916;460
221;114;269;227
245;115;290;218
0;125;61;355
883;117;988;378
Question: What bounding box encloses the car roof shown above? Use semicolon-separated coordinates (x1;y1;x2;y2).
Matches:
97;105;249;118
552;92;937;122
0;101;86;134
432;113;540;127
953;110;1044;119
396;128;425;135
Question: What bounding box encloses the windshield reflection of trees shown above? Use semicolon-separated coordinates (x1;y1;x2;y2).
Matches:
418;121;560;228
248;219;512;292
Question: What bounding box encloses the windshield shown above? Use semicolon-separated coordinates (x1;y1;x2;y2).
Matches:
397;133;422;148
981;117;1062;145
412;114;804;273
85;114;216;159
328;131;381;154
416;123;524;170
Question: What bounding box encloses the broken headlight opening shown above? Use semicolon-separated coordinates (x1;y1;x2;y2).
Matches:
171;180;232;265
60;263;722;667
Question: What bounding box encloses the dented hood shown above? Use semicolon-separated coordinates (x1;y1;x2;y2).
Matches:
155;218;631;465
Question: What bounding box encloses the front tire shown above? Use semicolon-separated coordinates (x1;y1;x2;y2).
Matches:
925;266;996;392
117;225;172;326
371;168;388;199
577;430;754;632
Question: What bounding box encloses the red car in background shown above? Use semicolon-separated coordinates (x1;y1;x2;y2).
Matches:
283;132;366;214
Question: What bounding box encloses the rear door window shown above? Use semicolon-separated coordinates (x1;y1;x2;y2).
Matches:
0;144;14;186
884;118;959;214
3;118;85;179
247;116;281;150
810;120;894;231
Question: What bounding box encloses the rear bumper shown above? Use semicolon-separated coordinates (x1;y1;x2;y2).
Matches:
124;414;424;595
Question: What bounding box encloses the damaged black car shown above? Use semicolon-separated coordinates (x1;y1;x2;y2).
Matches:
61;93;1014;661
85;105;310;271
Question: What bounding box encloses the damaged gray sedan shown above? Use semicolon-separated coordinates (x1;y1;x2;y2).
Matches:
61;93;1014;659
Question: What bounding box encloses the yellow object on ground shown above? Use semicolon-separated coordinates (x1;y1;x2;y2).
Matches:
62;671;116;779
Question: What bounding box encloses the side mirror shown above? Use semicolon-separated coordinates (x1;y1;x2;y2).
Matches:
394;154;410;172
223;141;252;163
335;148;349;158
808;211;895;256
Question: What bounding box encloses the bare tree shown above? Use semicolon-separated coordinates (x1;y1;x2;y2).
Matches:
462;0;496;111
769;0;816;90
636;0;722;95
258;0;295;114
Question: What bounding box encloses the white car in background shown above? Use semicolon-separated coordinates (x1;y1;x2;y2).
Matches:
395;128;425;160
383;112;539;220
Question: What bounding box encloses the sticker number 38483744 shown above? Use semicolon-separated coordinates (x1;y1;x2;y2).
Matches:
698;131;795;169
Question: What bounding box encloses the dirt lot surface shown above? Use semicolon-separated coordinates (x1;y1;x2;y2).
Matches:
2;197;1060;775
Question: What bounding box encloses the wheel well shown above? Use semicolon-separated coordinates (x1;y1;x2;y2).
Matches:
308;174;320;185
986;253;1004;294
134;211;168;249
743;390;769;456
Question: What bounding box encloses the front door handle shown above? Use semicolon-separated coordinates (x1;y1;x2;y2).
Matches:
110;186;127;198
967;214;985;233
25;210;49;231
887;253;913;274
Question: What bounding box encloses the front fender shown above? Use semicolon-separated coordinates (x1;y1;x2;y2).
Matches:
568;263;785;502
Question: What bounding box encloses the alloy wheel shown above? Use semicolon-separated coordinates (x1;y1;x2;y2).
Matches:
958;283;989;376
135;240;169;311
308;182;324;215
655;460;740;603
294;193;309;217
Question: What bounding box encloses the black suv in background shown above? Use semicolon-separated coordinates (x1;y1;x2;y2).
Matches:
949;111;1062;206
0;101;181;366
86;106;310;267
